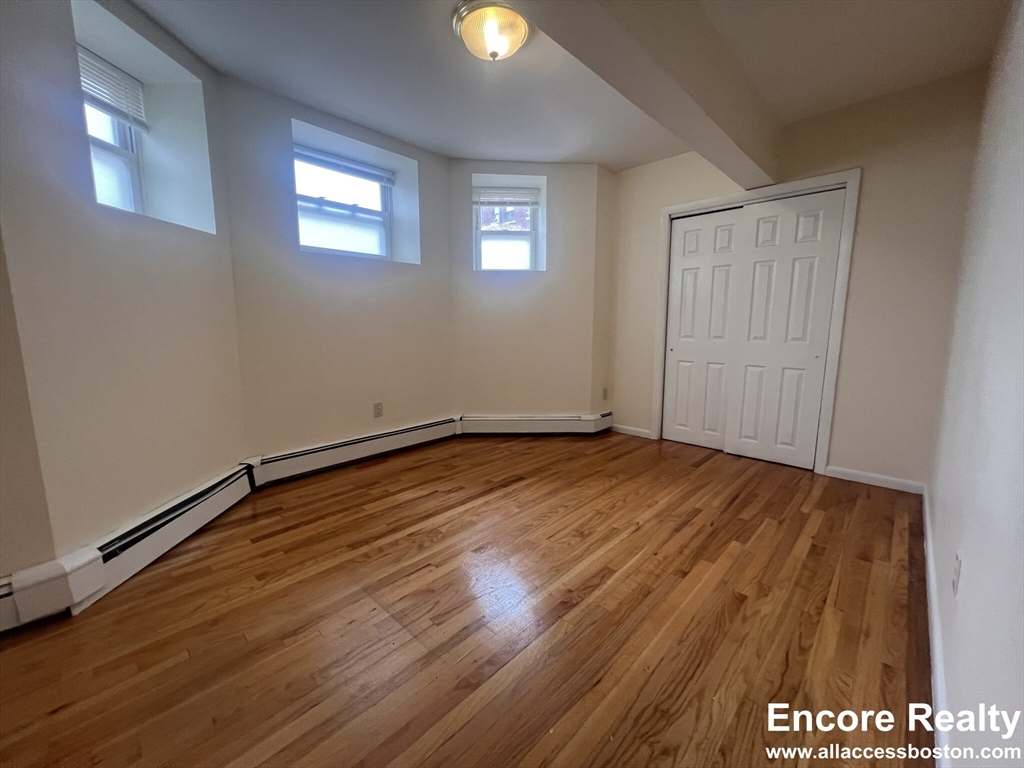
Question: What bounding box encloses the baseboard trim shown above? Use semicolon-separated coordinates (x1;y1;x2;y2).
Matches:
255;418;458;485
459;412;612;435
921;485;950;766
823;465;926;495
1;412;613;630
611;424;653;438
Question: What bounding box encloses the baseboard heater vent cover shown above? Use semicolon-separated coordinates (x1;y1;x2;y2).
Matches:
459;412;613;434
99;467;251;563
255;418;459;485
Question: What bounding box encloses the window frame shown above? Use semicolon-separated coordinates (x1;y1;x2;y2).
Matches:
78;44;147;214
472;187;541;271
84;102;143;213
293;145;394;261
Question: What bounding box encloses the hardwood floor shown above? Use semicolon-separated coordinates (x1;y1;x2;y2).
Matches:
0;433;932;767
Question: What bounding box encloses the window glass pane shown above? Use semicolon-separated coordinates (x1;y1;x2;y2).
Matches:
297;205;385;256
89;145;134;211
83;103;133;150
480;235;531;270
294;160;382;211
84;103;118;144
480;205;531;232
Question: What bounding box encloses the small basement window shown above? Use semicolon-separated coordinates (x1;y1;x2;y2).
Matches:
294;146;394;260
472;175;546;271
72;0;217;233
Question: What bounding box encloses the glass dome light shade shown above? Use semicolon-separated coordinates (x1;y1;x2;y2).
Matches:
453;1;530;61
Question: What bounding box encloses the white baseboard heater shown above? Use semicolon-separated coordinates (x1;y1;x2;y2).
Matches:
254;418;458;485
80;466;254;614
1;412;612;631
459;412;613;435
0;466;253;630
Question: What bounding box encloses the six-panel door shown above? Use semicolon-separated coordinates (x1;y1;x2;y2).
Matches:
662;188;845;469
662;206;750;449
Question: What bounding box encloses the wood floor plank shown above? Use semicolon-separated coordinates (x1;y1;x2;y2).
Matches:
0;434;933;767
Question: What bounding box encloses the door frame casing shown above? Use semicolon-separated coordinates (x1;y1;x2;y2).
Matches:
649;168;862;475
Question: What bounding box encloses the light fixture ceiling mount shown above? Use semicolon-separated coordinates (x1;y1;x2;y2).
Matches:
452;0;531;62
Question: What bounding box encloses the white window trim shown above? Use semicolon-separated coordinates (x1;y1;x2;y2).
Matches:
472;187;541;271
294;145;394;261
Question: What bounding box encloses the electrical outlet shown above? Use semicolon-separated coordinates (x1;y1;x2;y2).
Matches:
602;387;608;401
373;402;383;418
952;550;963;596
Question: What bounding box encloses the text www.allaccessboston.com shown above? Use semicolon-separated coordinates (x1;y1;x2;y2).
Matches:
765;743;1022;762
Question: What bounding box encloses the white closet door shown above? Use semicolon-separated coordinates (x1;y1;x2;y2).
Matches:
662;188;845;470
661;207;749;449
722;188;845;469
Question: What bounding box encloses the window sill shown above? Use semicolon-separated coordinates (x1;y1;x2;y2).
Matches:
474;268;541;273
299;245;391;262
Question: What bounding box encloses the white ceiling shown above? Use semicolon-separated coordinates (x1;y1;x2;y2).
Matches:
133;0;689;171
700;0;1010;124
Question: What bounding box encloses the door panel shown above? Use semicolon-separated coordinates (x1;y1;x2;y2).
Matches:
723;189;845;468
663;188;845;470
662;208;747;449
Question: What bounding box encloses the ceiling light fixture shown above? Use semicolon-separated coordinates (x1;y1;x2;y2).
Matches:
452;0;530;62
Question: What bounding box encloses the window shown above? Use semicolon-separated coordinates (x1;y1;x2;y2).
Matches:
293;146;394;259
72;0;216;232
291;119;420;264
473;186;541;270
78;46;145;212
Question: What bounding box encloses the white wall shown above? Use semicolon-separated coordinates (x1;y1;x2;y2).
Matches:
222;82;454;456
590;167;617;412
0;0;247;558
0;235;55;576
610;152;741;433
928;4;1024;763
780;70;986;483
450;160;603;415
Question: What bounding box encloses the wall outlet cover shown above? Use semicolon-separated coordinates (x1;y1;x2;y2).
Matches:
373;402;384;418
